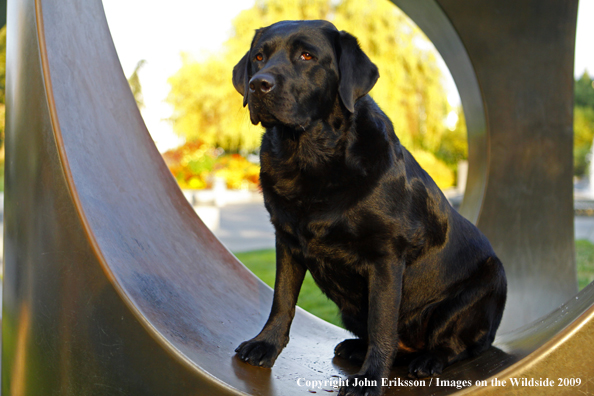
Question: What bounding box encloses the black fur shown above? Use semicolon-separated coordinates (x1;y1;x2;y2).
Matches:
232;20;506;396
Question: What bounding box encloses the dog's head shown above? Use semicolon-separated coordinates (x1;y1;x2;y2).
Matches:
232;20;379;129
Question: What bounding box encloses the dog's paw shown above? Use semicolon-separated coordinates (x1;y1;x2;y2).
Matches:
338;373;383;396
408;353;444;378
334;338;367;363
235;339;283;368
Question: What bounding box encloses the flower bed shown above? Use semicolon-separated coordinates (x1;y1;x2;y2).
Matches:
162;141;260;191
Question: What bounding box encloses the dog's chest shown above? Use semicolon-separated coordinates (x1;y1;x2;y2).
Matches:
266;195;392;266
267;202;371;310
260;134;398;266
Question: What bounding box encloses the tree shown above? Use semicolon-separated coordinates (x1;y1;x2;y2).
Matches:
0;25;6;152
168;54;263;153
575;106;594;176
167;0;456;186
436;107;468;174
332;0;448;152
574;72;594;177
576;72;594;109
167;0;332;154
128;59;147;109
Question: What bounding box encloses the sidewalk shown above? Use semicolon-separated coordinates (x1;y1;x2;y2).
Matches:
575;216;594;243
213;201;275;252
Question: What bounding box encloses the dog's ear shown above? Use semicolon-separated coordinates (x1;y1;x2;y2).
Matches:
233;29;265;108
337;31;379;113
233;51;250;107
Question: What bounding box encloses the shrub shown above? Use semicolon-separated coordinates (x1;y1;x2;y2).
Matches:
214;154;260;190
409;149;455;190
162;141;219;189
162;142;260;190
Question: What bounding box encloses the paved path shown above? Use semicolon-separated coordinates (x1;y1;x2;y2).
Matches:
575;216;594;243
213;201;275;252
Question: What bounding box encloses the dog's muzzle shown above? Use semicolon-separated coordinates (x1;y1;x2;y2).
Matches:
249;73;276;97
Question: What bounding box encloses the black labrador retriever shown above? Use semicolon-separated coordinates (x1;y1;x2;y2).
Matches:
232;20;506;396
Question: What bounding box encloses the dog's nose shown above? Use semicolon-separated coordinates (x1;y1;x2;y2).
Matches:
249;74;275;95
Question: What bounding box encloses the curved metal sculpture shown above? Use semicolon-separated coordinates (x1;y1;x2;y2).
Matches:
2;0;593;395
392;0;579;334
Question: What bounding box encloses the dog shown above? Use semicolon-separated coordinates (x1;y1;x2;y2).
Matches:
232;20;506;396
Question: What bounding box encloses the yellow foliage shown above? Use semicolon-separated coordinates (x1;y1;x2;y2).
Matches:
436;107;468;172
574;106;594;176
168;55;263;152
332;0;448;152
575;106;594;149
167;0;450;158
409;149;455;190
215;154;261;190
162;140;219;189
163;143;260;190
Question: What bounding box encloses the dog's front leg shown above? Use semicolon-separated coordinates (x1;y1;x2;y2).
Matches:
235;241;306;368
339;261;403;396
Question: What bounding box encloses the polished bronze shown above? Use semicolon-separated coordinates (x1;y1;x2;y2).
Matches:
2;0;593;395
393;0;579;333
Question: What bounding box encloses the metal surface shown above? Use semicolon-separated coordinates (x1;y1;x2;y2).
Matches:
2;0;593;395
392;0;578;333
445;0;578;332
391;0;488;226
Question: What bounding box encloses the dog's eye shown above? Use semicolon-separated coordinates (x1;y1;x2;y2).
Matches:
300;52;313;61
255;53;264;62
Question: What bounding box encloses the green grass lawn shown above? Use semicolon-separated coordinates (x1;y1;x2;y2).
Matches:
576;239;594;289
234;249;342;327
235;240;594;327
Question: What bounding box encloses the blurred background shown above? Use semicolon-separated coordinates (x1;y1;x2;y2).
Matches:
1;0;593;325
